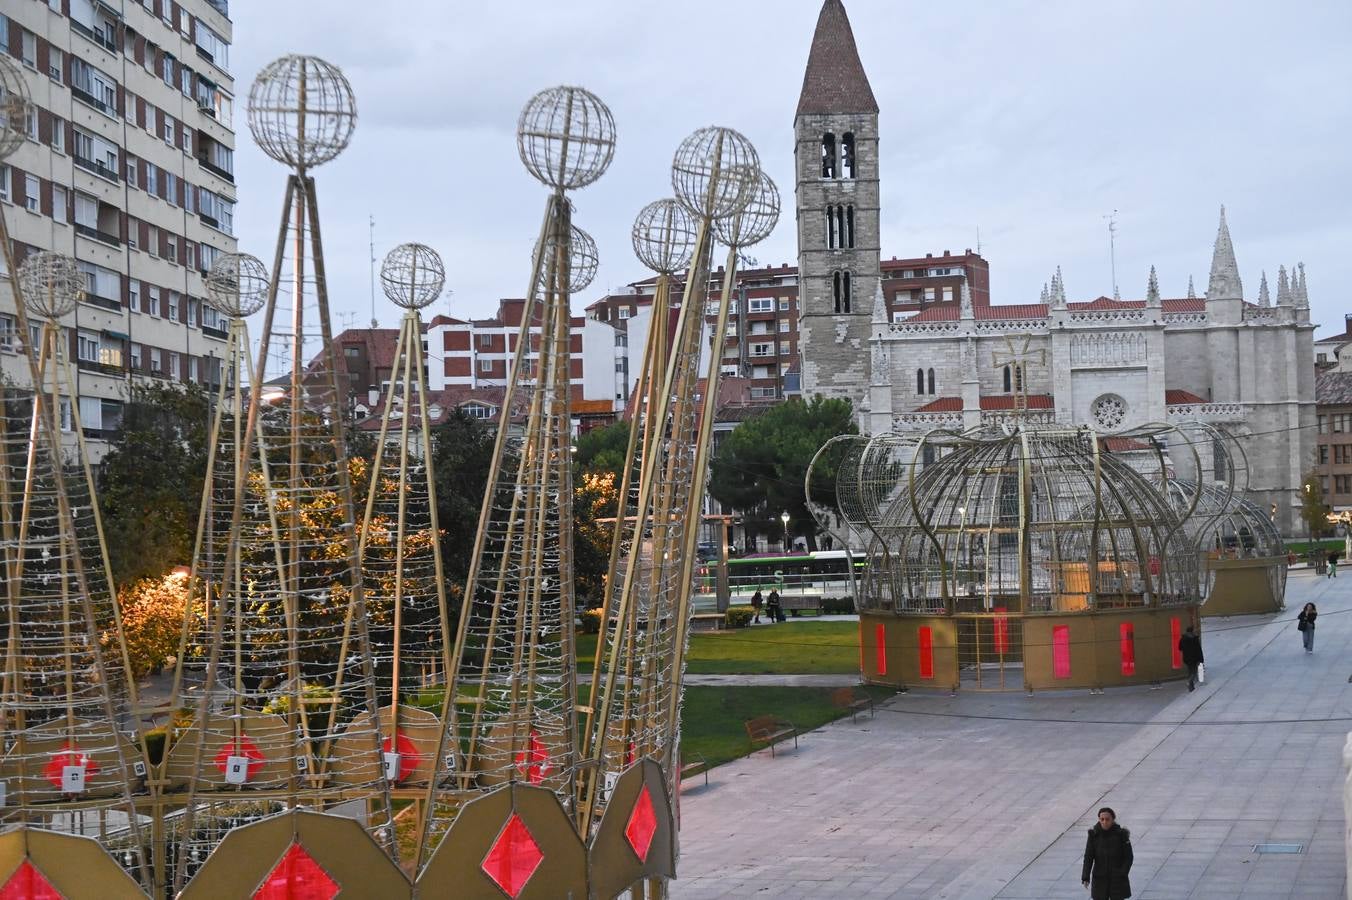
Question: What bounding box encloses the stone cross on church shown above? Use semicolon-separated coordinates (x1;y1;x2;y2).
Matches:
991;334;1046;413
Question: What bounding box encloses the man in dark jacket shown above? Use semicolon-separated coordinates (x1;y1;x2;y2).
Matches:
1082;807;1133;900
1178;625;1204;692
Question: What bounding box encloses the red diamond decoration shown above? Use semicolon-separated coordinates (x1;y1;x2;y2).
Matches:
625;783;658;863
253;842;338;900
0;860;62;899
213;735;265;780
481;813;543;899
43;743;99;790
381;730;423;783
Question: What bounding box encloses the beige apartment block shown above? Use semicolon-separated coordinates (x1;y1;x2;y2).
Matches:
0;0;236;459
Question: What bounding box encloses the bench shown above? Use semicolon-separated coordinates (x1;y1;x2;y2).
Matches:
690;612;725;632
744;715;798;757
680;754;710;787
778;594;822;616
831;687;874;721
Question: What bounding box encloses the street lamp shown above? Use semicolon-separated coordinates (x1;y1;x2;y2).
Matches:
781;510;791;553
1305;483;1314;567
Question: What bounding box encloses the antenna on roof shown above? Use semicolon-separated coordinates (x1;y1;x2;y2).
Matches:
1103;210;1120;300
369;214;378;328
340;310;358;331
975;226;982;255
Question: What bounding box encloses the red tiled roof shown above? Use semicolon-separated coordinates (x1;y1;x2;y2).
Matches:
1161;298;1205;312
1165;389;1207;405
915;397;962;412
797;0;878;116
1100;436;1152;452
573;399;616;415
979;394;1054;410
978;304;1047;320
1068;297;1146;310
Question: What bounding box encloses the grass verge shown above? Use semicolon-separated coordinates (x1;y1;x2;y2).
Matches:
576;620;860;676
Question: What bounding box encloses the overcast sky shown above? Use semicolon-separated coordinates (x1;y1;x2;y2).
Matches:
229;0;1351;338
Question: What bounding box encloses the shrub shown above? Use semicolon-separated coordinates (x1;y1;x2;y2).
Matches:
821;597;856;615
111;574;192;678
724;605;754;628
580;608;604;634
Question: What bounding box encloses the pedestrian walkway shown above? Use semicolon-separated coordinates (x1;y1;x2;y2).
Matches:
672;571;1348;899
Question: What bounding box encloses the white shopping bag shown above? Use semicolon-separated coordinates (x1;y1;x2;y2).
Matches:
1197;663;1205;684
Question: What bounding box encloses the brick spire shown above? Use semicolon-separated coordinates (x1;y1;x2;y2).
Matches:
797;0;879;116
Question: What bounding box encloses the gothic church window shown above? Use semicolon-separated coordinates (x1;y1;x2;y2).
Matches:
841;132;856;179
826;205;856;249
833;270;852;313
821;133;836;178
826;206;837;248
1003;364;1024;393
927;368;935;395
846;205;854;247
916;368;925;395
1003;366;1011;393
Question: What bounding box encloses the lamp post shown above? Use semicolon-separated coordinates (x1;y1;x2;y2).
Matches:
1305;483;1314;567
781;510;791;553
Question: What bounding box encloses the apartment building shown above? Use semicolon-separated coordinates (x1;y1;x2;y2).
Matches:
0;0;237;458
585;250;990;407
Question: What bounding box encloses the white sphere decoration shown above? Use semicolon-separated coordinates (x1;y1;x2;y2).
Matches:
18;252;83;319
632;199;698;275
713;170;780;249
517;86;615;191
380;243;445;310
671;126;760;220
535;223;599;295
207;253;270;318
0;55;32;162
247;55;356;169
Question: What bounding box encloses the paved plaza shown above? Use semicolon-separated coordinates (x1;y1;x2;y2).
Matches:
673;570;1348;899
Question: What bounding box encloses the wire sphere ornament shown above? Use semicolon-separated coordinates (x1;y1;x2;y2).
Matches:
0;55;32;162
380;243;445;310
535;223;599;294
517;86;615;191
671;126;760;220
713;169;780;248
17;251;83;319
632;199;698;275
247;55;357;169
207;253;271;318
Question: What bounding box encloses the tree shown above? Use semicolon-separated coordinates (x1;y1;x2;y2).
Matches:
113;574;192;678
574;419;631;484
98;383;210;587
428;410;498;585
708;397;856;552
1300;470;1332;542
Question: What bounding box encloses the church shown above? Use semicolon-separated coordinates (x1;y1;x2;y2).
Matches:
794;0;1316;534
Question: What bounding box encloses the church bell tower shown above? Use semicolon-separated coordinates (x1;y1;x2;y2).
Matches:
795;0;882;410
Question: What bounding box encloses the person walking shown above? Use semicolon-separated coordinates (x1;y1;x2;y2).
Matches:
1082;807;1133;900
1178;625;1204;692
1298;602;1318;653
766;589;783;623
750;590;763;624
1329;556;1338;579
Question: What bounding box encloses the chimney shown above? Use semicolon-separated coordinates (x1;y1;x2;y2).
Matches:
943;250;951;257
926;252;933;259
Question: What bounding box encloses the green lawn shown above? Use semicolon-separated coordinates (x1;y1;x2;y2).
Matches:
576;620;860;675
680;685;894;769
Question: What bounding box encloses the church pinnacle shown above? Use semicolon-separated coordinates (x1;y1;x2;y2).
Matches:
1206;205;1243;301
797;0;878;116
1146;265;1161;307
1257;270;1270;307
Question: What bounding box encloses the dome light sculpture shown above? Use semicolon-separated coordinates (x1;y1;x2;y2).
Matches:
0;55;32;162
845;425;1204;692
247;55;356;169
1167;480;1287;616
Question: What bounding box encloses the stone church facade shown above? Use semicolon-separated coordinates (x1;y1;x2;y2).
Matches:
794;1;1317;534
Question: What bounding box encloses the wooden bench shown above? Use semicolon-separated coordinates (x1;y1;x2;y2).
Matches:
680;754;709;787
831;687;874;721
744;715;798;757
690;612;725;632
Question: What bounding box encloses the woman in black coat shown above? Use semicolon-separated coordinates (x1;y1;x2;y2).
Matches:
1082;807;1133;900
1298;602;1317;653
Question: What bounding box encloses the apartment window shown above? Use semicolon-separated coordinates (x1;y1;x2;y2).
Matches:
147;225;160;257
180;65;192;97
780;342;791;355
150;347;162;373
778;298;790;311
162;53;175;86
21;32;36;69
168;292;180;322
23;175;38;212
202;304;222;331
188;356;198;382
48;48;63;82
617;307;633;320
750;342;772;358
198;188;234;234
24;107;37;141
126;220;137;249
199;243;221;272
148;286;160;316
924;287;937;301
462;403;493;420
78;397;103;431
146;164;158;196
70;59;117;114
162;118;174;146
749;298;773;313
59;398;72;432
0;164;7;202
128;281;139;310
166;238;178;264
129;343;141;369
126;158;138;187
187;298;197;327
943;286;954;303
168;351;180;379
163;171;176;205
77;330;101;363
195;24;230;71
0;313;14;350
1319;445;1330;464
77;261;118;302
50;116;64;154
1337;474;1352;495
479;358;492;373
778;320;790;333
51;185;67;224
478;332;493;348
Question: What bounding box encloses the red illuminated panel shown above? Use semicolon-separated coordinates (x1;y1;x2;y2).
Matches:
254;843;339;900
0;861;60;900
1170;617;1182;669
917;626;933;680
993;607;1008;655
874;623;887;676
1119;622;1136;676
1052;625;1071;679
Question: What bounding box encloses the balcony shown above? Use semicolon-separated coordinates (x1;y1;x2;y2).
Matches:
82;292;121;312
75;222;121;247
198;212;220;229
205;0;229;16
200;323;228;341
73;155;120;183
197;157;234;183
71;86;113;116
